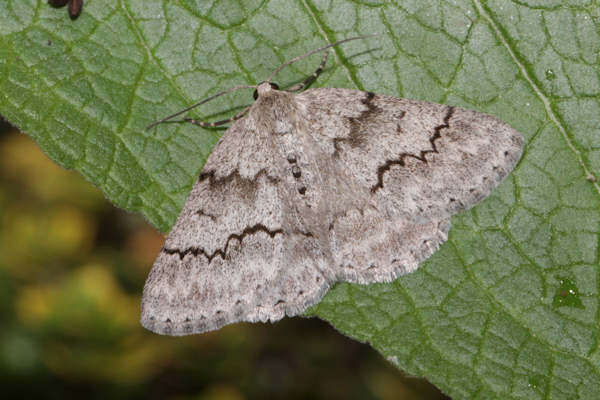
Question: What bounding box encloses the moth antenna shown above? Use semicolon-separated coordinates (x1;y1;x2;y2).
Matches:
184;106;250;128
265;34;379;84
146;85;255;130
285;50;329;92
146;34;378;130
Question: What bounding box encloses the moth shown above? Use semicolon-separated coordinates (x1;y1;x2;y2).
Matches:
48;0;83;20
141;36;523;336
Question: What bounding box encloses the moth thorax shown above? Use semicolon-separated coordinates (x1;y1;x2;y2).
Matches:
274;119;294;135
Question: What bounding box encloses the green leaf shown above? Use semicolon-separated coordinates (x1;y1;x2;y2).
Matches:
1;1;599;398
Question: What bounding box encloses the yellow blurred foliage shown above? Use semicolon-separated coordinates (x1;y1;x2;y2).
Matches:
14;264;171;383
0;132;101;276
43;336;169;384
197;384;246;400
14;285;53;326
47;207;95;253
16;264;137;330
0;131;104;208
1;205;96;275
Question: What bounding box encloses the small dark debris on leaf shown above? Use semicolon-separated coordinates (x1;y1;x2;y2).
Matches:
69;0;83;19
48;0;83;20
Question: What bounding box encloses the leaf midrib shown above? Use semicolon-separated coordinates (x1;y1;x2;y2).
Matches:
475;0;600;195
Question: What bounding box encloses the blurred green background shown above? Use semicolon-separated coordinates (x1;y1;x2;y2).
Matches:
0;119;449;400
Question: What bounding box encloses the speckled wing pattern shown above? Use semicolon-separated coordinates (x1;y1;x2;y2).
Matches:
141;87;523;335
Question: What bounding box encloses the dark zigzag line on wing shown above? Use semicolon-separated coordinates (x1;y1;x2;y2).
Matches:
333;91;395;156
196;209;217;221
198;168;280;187
162;226;315;263
370;106;455;194
162;224;285;263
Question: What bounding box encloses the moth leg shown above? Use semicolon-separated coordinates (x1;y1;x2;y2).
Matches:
184;106;250;127
285;50;329;92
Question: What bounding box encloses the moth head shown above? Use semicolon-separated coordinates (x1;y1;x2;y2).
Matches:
253;82;280;100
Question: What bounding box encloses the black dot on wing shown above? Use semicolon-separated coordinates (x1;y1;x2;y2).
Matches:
292;166;301;178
